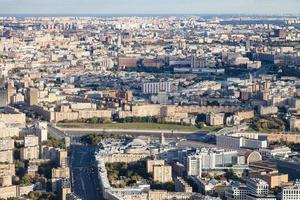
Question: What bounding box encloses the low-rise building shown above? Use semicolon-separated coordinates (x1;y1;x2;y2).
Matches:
259;146;291;159
258;106;278;116
217;132;267;150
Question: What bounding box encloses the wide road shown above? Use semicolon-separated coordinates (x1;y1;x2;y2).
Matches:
58;127;202;138
70;145;103;200
47;124;66;139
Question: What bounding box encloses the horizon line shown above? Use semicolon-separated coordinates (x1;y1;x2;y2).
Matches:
0;13;299;17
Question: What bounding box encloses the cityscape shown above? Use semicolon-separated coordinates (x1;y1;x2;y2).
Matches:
0;1;300;200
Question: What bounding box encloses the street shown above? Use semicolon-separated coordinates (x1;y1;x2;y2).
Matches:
70;145;103;200
58;126;200;138
47;124;66;139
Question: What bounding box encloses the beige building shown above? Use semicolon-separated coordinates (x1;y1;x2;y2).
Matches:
0;164;15;176
147;159;165;173
61;179;71;200
153;165;172;183
6;82;16;105
24;135;39;147
258;106;278;116
102;153;148;164
0;138;14;151
290;117;300;132
119;104;161;118
26;87;39;106
120;104;239;120
33;102;112;123
235;110;254;121
206;112;224;126
21;135;40;160
148;191;195;200
0;139;14;163
47;107;112;123
0;185;17;199
0;184;33;199
52;167;70;179
58;150;68;167
249;170;288;189
0;107;26;125
0;150;13;164
21;146;39;160
267;133;300;144
0;175;12;187
11;93;25;105
0;124;20;139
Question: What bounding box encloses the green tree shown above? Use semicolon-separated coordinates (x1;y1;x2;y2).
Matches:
27;191;40;200
20;174;31;185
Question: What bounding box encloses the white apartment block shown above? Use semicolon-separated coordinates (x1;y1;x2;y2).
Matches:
187;155;202;176
142;81;173;94
217;133;267;150
247;178;269;197
225;183;249;200
259;146;291;159
281;182;300;200
187;148;245;177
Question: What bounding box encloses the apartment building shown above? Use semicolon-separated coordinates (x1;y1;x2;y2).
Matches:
174;177;193;193
281;181;300;200
153;165;172;183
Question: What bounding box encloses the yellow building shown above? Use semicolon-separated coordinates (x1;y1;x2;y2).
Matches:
52;167;70;179
249;170;289;188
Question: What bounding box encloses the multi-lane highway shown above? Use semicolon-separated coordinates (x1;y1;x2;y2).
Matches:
47;124;66;139
69;145;102;200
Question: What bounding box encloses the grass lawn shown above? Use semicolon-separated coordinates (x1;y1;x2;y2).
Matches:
56;122;216;132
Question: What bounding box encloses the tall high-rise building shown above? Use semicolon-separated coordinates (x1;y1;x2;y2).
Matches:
0;139;14;163
36;121;48;143
6;82;16;105
0;89;7;107
153;165;172;183
26;88;39;106
147;159;165;173
187;155;202;176
21;135;40;160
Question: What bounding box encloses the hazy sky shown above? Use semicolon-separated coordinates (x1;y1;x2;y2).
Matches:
0;0;299;15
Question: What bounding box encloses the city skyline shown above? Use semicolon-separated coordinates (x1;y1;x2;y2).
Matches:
0;6;300;200
0;0;300;15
